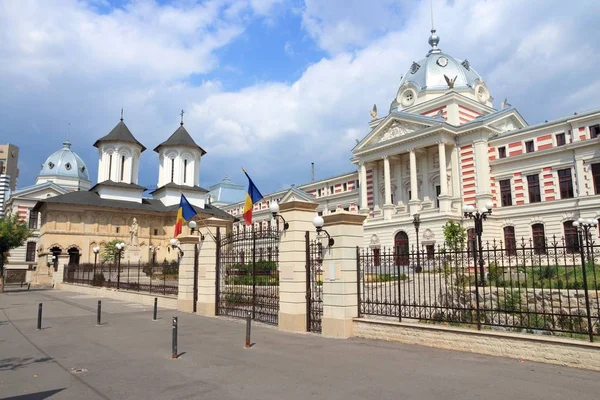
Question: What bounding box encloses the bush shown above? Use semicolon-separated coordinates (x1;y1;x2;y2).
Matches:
502;289;522;313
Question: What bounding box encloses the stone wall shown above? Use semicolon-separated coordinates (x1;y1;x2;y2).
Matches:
354;318;600;371
59;283;177;309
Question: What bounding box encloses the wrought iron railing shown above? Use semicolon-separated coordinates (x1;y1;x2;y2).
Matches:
63;262;179;296
357;235;600;341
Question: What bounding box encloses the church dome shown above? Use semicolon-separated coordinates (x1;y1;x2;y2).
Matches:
391;30;491;110
39;140;89;181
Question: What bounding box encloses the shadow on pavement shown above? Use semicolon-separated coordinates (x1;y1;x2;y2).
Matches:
0;388;66;400
0;357;53;372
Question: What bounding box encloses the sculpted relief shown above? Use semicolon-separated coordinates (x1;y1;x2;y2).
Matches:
375;121;425;144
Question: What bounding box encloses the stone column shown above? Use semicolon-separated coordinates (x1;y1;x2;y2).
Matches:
451;145;460;198
177;234;198;312
359;162;369;213
438;142;452;212
383;156;394;220
197;219;231;316
53;261;65;289
321;212;367;338
409;149;421;214
279;200;319;333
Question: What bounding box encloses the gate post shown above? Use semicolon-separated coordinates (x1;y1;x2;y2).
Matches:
53;262;65;289
197;219;231;316
177;234;198;313
321;212;366;338
278;200;319;333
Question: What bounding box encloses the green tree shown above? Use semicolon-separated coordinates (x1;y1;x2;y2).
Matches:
0;214;32;289
443;221;467;251
100;239;125;263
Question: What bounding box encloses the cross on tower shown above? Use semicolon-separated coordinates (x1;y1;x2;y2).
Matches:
180;109;185;125
120;108;124;122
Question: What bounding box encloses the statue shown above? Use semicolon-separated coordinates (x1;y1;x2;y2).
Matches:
129;218;139;247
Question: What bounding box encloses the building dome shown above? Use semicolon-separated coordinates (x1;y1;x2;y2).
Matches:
38;140;90;181
391;30;491;111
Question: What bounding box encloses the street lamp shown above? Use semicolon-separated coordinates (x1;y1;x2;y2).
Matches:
93;246;100;281
269;202;289;231
412;213;421;272
463;200;494;285
115;242;125;289
313;215;334;248
170;238;184;258
573;218;598;260
188;220;205;241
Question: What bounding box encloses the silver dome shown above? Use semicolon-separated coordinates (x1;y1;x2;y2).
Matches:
39;140;89;181
396;31;485;93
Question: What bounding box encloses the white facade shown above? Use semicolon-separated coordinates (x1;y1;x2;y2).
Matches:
219;30;600;251
97;142;142;185
157;145;201;188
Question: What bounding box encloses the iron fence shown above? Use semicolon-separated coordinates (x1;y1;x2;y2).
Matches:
64;261;179;296
357;234;600;341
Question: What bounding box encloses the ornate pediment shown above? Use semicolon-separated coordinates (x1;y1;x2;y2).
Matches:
365;120;426;148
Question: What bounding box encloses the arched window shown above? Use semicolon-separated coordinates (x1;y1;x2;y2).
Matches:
171;158;175;183
120;155;126;181
183;159;188;183
532;224;546;255
563;221;579;253
68;247;80;266
394;231;409;266
503;226;516;256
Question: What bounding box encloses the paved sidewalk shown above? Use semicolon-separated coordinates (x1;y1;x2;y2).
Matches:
1;289;599;400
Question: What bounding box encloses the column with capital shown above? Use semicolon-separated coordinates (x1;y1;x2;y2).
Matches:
438;142;452;212
359;162;369;213
383;156;394;219
409;149;421;214
473;138;493;208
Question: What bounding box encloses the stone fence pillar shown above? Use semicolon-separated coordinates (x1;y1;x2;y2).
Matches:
321;212;366;338
278;200;319;333
197;219;230;316
53;262;65;288
177;234;198;312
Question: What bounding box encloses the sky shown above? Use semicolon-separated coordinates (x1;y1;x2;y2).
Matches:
2;0;600;195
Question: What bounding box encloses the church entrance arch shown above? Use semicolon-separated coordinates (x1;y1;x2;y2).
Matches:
67;247;80;266
394;231;409;266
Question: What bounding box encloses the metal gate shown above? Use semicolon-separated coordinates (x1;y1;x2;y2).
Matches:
4;269;27;284
215;227;280;325
306;232;323;333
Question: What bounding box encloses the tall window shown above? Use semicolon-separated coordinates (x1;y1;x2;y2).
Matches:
330;186;334;194
500;179;512;206
525;140;534;153
436;185;441;208
108;154;113;180
563;221;579;253
498;146;506;159
25;242;36;262
590;124;600;139
556;133;566;146
120;155;125;181
373;248;381;267
527;174;541;203
558;169;574;199
592;163;600;195
343;183;347;191
503;226;516;256
28;210;39;229
532;224;546;254
183;159;188;183
317;188;322;197
170;158;175;183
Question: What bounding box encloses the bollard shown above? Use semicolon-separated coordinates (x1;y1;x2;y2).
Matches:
153;298;158;321
172;317;178;359
37;303;43;330
28;283;31;290
97;301;102;326
245;311;251;348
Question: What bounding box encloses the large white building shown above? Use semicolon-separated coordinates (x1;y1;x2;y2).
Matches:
220;29;600;254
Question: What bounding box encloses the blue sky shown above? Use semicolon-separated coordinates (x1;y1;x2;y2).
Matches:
1;0;600;195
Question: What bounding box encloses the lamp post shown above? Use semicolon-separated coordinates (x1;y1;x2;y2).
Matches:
170;238;183;259
313;215;334;248
93;246;100;283
269;202;289;231
463;201;494;285
412;213;421;272
572;217;597;342
573;218;598;263
115;242;125;289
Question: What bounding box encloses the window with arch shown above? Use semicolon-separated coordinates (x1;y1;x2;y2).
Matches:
532;224;546;255
171;158;175;183
183;159;188;183
563;221;579;253
120;155;126;181
108;154;113;179
503;226;516;256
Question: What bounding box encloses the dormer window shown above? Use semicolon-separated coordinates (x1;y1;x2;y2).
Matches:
410;62;420;74
65;163;71;170
461;59;470;70
48;162;55;169
81;166;86;172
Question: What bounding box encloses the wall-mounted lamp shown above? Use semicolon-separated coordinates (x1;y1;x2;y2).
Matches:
313;215;334;247
188;220;205;241
170;238;184;257
269;202;289;231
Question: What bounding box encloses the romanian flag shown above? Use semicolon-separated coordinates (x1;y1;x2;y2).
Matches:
242;169;264;226
174;194;197;237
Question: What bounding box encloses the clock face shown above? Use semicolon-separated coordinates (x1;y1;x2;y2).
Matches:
436;56;448;67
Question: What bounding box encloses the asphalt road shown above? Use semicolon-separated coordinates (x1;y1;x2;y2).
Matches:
1;288;598;400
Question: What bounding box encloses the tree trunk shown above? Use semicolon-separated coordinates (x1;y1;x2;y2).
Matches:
0;252;4;293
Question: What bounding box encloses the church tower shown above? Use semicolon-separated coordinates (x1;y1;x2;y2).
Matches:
92;112;146;203
151;111;207;207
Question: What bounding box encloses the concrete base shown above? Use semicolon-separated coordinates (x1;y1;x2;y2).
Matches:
58;283;178;309
322;317;353;338
177;299;194;313
196;301;216;316
278;312;306;333
126;248;141;263
408;200;422;215
382;204;395;220
354;318;600;371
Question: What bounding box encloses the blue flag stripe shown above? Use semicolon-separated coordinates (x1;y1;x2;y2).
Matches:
179;194;198;221
243;170;264;203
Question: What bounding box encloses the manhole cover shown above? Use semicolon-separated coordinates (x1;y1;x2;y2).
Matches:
70;368;88;374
